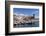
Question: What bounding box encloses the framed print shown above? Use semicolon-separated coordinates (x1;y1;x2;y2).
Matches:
5;1;45;35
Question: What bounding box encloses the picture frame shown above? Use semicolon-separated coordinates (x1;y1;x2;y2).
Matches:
5;1;45;35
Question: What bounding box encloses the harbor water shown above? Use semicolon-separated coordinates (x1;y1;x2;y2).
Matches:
14;20;39;28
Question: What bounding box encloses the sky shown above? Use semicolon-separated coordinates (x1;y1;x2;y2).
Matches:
13;8;39;18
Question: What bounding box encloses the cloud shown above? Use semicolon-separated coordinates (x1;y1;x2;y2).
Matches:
19;14;25;16
14;13;28;16
35;11;38;13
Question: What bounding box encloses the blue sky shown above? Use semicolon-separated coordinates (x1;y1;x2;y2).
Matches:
13;8;39;18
